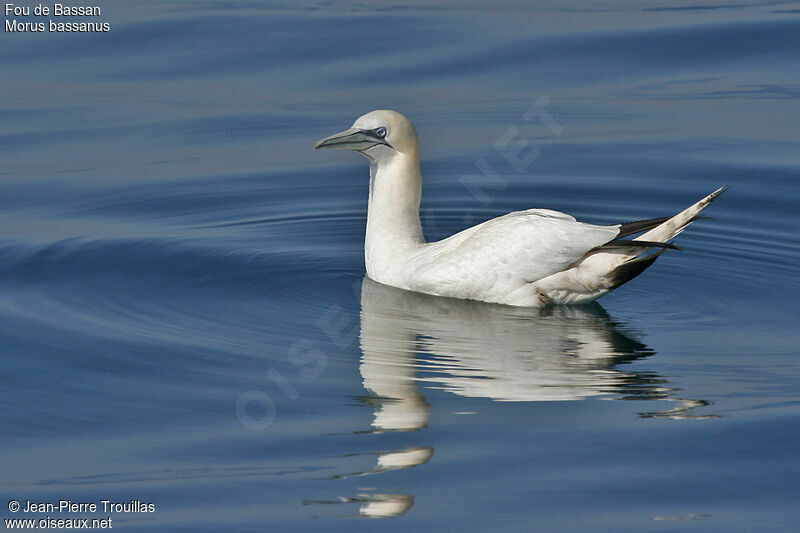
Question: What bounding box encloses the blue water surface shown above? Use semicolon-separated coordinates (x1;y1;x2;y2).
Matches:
1;1;799;531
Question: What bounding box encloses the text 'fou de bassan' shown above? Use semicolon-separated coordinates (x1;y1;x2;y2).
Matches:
5;4;110;33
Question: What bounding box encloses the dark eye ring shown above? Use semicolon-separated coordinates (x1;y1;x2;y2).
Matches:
374;127;387;138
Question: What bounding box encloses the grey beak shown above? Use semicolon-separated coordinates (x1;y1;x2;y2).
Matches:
314;128;387;151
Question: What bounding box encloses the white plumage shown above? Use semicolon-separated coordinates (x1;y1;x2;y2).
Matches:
316;110;725;307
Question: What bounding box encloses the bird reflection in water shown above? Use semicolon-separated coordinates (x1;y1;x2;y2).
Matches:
317;277;713;518
359;276;712;416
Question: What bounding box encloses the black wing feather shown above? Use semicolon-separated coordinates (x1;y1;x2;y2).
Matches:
616;215;709;238
606;252;665;290
596;239;682;251
616;217;671;238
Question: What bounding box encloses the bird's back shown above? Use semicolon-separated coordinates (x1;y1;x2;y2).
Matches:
402;210;618;305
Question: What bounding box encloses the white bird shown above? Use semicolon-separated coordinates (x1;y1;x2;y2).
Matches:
315;110;725;307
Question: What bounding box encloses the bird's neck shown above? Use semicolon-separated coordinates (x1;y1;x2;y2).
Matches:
365;153;425;283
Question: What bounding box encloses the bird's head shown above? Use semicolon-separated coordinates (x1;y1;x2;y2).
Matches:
314;110;418;161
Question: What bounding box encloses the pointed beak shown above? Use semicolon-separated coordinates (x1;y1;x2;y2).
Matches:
314;128;387;151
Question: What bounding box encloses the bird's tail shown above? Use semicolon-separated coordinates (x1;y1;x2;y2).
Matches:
633;185;727;244
601;185;727;287
536;186;727;304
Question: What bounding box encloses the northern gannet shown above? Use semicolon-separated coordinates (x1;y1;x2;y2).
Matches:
315;110;725;306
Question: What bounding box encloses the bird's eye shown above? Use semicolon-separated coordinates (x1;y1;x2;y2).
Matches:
374;127;387;138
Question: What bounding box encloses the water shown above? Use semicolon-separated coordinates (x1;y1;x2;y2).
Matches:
2;1;799;531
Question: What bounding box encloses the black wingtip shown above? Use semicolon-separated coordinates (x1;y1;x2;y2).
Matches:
607;252;664;290
616;216;671;238
598;239;681;251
